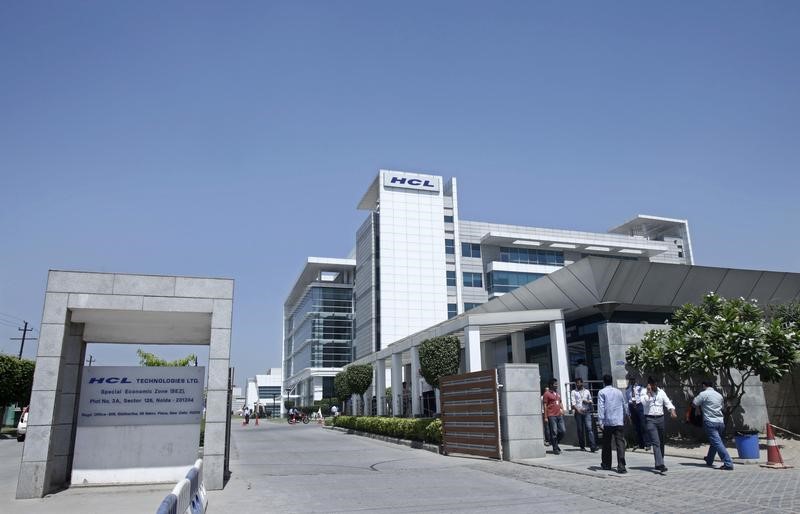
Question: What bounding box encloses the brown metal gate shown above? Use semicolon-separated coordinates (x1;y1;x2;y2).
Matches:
440;369;501;459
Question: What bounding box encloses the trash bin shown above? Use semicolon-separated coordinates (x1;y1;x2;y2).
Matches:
734;430;760;459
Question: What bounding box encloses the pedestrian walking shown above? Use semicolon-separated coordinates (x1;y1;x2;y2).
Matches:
541;385;551;447
640;377;677;473
693;380;734;470
625;376;650;450
543;378;565;454
571;378;597;452
243;406;251;425
597;374;628;473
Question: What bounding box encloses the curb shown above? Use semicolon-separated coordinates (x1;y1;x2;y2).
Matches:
325;426;441;455
511;459;620;479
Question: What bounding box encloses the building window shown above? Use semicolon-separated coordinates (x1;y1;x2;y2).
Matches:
447;303;457;319
463;272;483;288
445;239;455;255
446;270;456;287
487;271;544;294
500;247;564;266
464;302;482;311
461;242;481;258
444;215;454;223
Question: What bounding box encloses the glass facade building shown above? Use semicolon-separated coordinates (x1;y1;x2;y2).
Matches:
283;258;355;406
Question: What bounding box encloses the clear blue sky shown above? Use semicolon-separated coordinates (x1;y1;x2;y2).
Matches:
1;2;798;387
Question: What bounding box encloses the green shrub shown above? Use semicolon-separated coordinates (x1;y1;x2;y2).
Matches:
424;419;442;445
332;415;441;444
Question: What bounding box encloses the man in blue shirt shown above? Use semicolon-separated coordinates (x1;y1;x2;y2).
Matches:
693;380;734;470
597;374;629;473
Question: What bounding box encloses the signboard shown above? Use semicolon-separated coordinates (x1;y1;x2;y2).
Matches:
383;172;441;192
78;366;204;427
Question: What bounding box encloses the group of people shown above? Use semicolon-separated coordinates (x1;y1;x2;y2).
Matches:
542;374;733;474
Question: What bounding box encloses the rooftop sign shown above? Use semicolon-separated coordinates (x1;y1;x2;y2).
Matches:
383;172;441;193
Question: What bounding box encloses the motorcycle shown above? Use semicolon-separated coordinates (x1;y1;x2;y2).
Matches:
287;412;310;424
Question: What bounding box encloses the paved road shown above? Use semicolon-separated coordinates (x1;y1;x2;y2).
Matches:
213;421;800;513
1;421;798;513
212;420;632;513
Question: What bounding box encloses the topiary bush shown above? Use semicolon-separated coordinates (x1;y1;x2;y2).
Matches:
419;335;461;389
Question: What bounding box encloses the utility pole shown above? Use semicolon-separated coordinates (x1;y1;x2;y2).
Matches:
86;355;95;366
10;321;37;359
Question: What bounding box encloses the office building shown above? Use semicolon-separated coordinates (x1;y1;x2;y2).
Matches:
284;170;693;406
353;170;692;361
245;368;283;417
282;258;355;406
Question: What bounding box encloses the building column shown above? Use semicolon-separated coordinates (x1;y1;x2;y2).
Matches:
391;353;402;417
375;359;386;416
510;331;526;364
550;319;571;403
410;346;421;417
312;376;323;403
465;326;482;372
481;340;494;370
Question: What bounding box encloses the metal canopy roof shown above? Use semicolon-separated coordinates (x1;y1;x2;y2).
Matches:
473;256;800;320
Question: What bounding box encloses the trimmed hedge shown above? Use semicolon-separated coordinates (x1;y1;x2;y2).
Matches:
331;415;442;445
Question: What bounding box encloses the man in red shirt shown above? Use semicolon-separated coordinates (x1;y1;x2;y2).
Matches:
543;377;565;454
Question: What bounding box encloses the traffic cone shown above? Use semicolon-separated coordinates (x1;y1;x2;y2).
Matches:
761;423;793;469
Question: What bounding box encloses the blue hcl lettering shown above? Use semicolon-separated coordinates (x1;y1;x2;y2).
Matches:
389;177;435;188
89;377;132;384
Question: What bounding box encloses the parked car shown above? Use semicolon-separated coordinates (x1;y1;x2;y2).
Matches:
17;406;28;442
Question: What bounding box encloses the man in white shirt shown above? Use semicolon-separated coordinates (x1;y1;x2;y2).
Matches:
571;378;597;452
693;380;733;470
640;376;677;473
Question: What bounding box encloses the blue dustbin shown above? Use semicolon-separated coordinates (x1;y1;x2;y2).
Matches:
734;430;760;459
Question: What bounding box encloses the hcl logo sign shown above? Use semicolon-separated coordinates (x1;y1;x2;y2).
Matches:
383;173;441;192
89;377;132;384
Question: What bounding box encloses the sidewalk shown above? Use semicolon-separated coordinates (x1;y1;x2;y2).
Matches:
516;435;799;477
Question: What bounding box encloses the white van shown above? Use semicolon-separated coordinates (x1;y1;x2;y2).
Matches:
16;407;28;442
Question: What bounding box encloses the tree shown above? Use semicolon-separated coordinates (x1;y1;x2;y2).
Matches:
419;335;461;389
346;364;373;415
0;355;35;407
334;371;351;399
137;349;197;367
626;293;800;425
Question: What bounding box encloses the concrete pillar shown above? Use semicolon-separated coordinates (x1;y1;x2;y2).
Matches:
549;319;570;403
391;353;402;417
465;326;482;372
497;364;545;460
481;340;494;370
510;331;526;364
312;376;323;403
410;346;421;417
17;293;80;499
375;359;386;416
